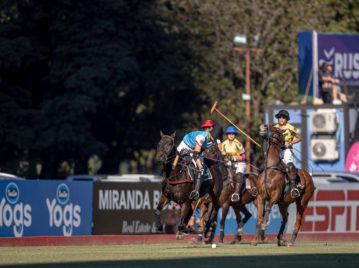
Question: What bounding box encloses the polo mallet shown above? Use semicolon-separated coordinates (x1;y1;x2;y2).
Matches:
210;101;261;148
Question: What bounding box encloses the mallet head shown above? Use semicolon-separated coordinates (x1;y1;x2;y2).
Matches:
210;101;218;114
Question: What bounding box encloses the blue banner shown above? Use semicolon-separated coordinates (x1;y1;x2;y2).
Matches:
0;180;93;237
214;203;284;235
317;33;359;86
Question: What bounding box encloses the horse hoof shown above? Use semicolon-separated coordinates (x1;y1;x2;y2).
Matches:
260;236;268;243
277;239;286;246
286;241;294;247
218;239;224;244
176;232;184;240
230;236;241;244
251;240;258;246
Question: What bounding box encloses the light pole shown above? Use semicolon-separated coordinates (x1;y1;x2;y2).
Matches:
233;34;263;172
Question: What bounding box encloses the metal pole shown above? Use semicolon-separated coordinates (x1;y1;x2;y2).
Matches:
233;47;263;172
245;49;251;172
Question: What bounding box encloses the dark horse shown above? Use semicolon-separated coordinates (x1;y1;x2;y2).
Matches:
198;170;265;244
154;131;222;240
251;125;315;246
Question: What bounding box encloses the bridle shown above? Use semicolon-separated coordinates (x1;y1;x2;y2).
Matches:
157;135;176;164
266;128;284;147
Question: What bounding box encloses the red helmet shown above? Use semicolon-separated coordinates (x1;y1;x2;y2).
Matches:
201;120;214;128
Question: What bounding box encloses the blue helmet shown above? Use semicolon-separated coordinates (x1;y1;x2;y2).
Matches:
225;126;238;134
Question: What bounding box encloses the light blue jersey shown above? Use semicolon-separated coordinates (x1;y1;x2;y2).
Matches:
183;131;213;149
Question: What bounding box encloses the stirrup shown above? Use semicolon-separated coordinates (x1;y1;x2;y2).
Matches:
297;183;304;190
248;187;258;197
231;193;240;202
291;188;300;199
189;190;199;201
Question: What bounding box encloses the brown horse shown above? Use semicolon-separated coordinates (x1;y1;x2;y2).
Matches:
198;171;265;243
251;125;315;246
155;131;221;240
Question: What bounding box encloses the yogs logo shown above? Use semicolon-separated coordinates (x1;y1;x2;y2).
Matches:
6;183;19;204
0;182;32;237
46;183;81;236
56;184;70;205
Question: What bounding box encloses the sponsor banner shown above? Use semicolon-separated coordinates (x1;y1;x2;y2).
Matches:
93;182;172;234
216;181;359;235
0;180;92;237
317;34;359;85
299;182;359;233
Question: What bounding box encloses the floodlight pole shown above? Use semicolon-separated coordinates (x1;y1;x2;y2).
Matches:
234;47;263;172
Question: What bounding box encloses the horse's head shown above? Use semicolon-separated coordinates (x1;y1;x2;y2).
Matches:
156;130;176;163
266;125;284;148
203;143;222;160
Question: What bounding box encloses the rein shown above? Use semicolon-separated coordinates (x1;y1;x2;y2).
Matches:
263;127;285;198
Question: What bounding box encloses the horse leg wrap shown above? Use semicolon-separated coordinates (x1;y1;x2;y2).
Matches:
262;209;271;230
277;224;286;240
290;230;299;244
154;209;162;231
254;224;261;238
220;227;224;241
264;208;271;221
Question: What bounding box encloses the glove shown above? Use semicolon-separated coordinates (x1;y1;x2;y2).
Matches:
259;124;268;136
285;142;292;148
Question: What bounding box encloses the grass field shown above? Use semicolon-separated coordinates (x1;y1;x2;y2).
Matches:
1;241;359;268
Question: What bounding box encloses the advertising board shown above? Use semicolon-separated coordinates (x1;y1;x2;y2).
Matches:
93;182;172;234
0;180;92;237
216;179;359;235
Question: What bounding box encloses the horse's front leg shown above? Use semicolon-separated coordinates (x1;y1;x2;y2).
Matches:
277;203;289;246
261;192;280;232
251;196;264;246
197;200;208;243
219;202;230;243
229;203;244;244
176;200;192;240
154;194;170;232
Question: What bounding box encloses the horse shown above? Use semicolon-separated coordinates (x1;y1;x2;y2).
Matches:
197;142;225;242
197;170;266;244
154;131;221;240
251;125;315;246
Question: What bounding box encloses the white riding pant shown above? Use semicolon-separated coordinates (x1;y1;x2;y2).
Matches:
279;148;294;165
226;161;246;174
177;140;192;154
177;140;204;168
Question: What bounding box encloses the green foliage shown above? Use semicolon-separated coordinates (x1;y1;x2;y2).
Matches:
0;0;358;177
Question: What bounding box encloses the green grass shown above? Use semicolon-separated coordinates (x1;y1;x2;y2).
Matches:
0;242;359;267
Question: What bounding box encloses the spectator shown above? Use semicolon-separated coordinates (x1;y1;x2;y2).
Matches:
319;63;347;104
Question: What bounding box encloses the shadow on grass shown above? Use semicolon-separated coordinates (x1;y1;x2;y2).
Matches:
3;254;359;268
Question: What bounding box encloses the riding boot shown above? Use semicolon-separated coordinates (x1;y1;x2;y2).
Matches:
189;169;203;201
231;172;243;202
286;163;300;198
225;161;234;186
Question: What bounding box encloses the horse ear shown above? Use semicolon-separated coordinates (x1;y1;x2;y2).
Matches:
160;130;164;137
170;131;176;138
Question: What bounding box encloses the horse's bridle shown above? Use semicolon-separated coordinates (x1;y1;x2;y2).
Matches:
266;128;284;147
157;135;176;164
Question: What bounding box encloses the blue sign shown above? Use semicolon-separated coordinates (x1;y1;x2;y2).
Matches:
0;180;93;237
213;203;283;235
298;31;359;98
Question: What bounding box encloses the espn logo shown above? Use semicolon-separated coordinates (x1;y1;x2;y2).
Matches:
302;190;359;232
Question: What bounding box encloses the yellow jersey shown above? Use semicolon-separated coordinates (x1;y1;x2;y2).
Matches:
222;139;245;157
274;123;298;143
